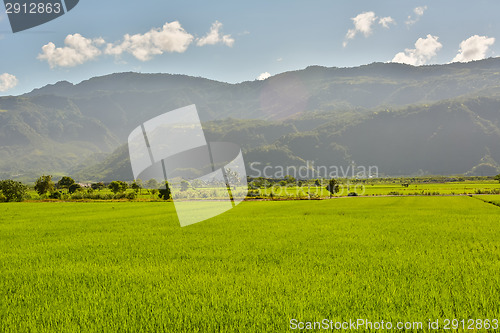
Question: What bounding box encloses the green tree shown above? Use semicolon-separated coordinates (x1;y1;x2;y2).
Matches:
180;180;190;191
158;181;172;200
91;182;105;191
68;183;82;194
0;180;28;202
131;181;142;193
326;178;340;197
145;179;159;190
226;168;243;185
495;174;500;183
57;176;75;190
49;191;62;199
108;181;128;194
34;175;54;196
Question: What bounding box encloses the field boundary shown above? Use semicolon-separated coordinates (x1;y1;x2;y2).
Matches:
470;195;500;208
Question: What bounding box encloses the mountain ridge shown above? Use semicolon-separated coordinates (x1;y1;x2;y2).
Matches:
2;58;500;180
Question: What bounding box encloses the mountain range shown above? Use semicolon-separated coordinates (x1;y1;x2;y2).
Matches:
2;58;500;181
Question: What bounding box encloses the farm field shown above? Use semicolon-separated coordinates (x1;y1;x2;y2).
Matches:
255;181;500;198
473;194;500;207
22;180;500;201
1;196;499;332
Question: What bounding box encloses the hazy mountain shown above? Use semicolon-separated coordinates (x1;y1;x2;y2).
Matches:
73;96;500;181
3;59;500;180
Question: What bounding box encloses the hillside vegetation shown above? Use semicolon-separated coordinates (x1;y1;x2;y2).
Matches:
2;59;500;180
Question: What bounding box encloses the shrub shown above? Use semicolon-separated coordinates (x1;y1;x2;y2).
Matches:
0;180;28;202
126;192;137;200
247;190;260;197
49;191;62;199
108;181;128;194
71;192;84;200
113;192;127;200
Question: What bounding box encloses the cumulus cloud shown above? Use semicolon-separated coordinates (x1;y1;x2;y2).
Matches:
343;12;395;47
105;21;194;61
196;21;234;47
406;6;427;26
38;34;104;68
452;35;495;63
257;72;271;81
344;11;377;46
0;73;18;92
379;17;395;28
38;21;234;68
392;34;442;66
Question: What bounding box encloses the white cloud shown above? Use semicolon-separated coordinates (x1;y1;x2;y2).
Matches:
197;21;234;47
0;73;18;92
105;21;194;61
38;21;234;68
344;11;377;46
452;35;495;63
38;34;104;68
406;6;427;26
257;72;271;81
392;34;442;66
414;6;427;16
344;12;395;47
379;17;395;29
276;57;283;62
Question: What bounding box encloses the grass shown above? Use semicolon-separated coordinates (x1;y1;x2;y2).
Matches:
0;197;499;332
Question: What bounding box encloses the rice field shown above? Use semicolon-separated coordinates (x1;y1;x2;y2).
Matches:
255;181;500;198
0;196;499;331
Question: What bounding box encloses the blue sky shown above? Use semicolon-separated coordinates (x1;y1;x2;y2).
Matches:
0;0;499;95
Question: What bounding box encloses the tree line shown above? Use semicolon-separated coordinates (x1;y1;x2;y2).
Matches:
2;174;499;203
0;176;172;202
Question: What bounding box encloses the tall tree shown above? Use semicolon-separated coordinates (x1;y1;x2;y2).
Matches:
57;176;75;190
68;183;82;194
158;181;172;200
131;181;142;194
91;182;105;191
34;175;54;195
145;179;159;189
180;180;190;192
326;178;340;198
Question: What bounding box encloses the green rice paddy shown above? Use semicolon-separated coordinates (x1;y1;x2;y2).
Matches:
1;196;499;331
